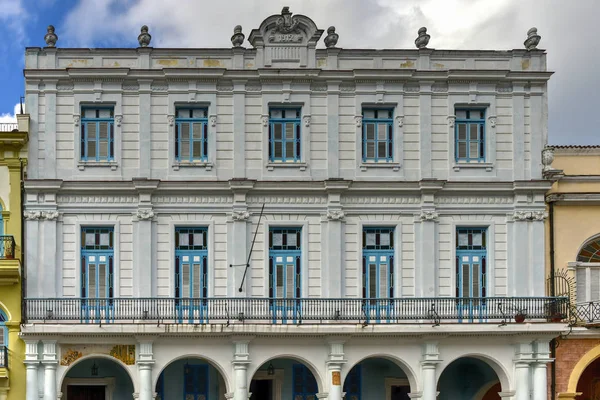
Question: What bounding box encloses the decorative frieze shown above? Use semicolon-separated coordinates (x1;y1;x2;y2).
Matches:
512;210;548;221
340;83;355;92
122;82;140;91
342;196;420;205
247;195;327;204
60;344;136;366
57;195;138;204
24;210;60;220
151;82;168;92
57;82;74;91
435;196;513;205
152;195;233;204
310;83;327;92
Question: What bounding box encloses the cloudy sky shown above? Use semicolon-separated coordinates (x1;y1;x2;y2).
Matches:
1;0;598;144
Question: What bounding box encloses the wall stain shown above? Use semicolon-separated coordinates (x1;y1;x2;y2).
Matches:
522;59;530;70
203;59;224;67
157;59;179;66
400;60;414;68
433;63;445;69
317;58;327;67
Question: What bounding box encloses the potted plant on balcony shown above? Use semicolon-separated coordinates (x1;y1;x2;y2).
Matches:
514;310;526;323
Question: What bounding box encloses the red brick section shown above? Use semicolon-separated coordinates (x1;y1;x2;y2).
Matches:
551;338;600;397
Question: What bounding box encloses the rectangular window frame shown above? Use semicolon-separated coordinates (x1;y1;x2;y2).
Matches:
80;106;115;162
268;227;302;300
454;108;486;163
80;226;115;299
174;107;209;163
455;227;487;299
268;107;302;163
362;108;394;163
362;227;395;300
174;227;209;300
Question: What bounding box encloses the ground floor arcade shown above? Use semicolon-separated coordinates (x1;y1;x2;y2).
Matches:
20;324;560;400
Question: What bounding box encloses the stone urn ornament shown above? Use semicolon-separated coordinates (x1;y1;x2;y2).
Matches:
231;25;245;47
524;27;541;50
415;27;430;49
324;26;339;48
44;25;58;47
138;25;152;47
542;145;554;172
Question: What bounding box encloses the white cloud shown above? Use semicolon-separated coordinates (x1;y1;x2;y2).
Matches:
58;0;600;144
0;103;23;124
0;0;26;45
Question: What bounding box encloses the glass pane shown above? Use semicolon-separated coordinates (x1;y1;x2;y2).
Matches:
369;266;377;298
366;142;375;158
99;122;109;139
98;109;112;118
458;142;467;158
472;232;482;246
470;142;479;159
285;123;294;139
286;141;294;158
193;233;203;247
181;140;190;159
192;109;206;118
192;123;203;139
100;233;109;246
272;233;283;246
473;264;480;296
99;141;108;158
363;109;375;118
458;124;467;140
84;109;96;118
366;233;376;246
179;234;189;246
366;124;375;140
378;142;387;158
274;142;283;158
378;124;388;140
274;124;283;139
87;139;96;159
287;232;297;247
86;233;96;246
192;142;202;159
456;110;467;119
470;124;479;140
380;232;390;246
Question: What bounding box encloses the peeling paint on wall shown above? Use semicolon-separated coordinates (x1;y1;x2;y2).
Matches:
203;59;224;67
400;60;414;68
317;58;327;67
522;59;530;70
433;63;445;69
156;59;180;66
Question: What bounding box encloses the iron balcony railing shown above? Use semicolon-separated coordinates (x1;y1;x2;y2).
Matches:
0;236;15;259
569;301;600;324
25;297;568;325
0;346;7;368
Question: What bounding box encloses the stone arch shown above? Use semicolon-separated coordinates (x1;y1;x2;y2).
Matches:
58;353;138;395
567;343;600;393
152;353;232;394
248;353;325;394
341;353;419;394
436;353;511;393
473;380;501;400
0;303;12;322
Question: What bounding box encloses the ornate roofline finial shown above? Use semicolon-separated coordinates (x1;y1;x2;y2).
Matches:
138;25;152;47
415;27;430;49
324;26;339;48
524;27;541;51
44;25;58;48
231;25;245;47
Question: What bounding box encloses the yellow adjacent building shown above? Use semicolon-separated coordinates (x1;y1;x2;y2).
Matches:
0;113;28;400
545;145;600;399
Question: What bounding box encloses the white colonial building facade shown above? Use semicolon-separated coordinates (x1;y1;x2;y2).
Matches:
21;9;562;400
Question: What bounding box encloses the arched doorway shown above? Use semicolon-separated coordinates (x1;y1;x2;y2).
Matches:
249;357;319;400
61;356;134;400
155;357;226;400
576;357;600;398
437;357;502;400
342;357;411;400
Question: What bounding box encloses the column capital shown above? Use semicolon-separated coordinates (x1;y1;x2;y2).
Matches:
408;392;423;399
316;393;329;399
138;361;155;369
499;392;516;399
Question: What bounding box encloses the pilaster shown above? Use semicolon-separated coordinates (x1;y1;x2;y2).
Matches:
137;340;155;400
514;342;533;400
419;81;433;179
228;180;255;296
232;338;252;400
132;179;159;297
42;340;58;400
138;79;152;177
327;81;341;178
325;339;346;400
233;81;247;178
421;342;440;400
44;80;57;179
512;83;526;180
24;340;40;400
322;180;350;297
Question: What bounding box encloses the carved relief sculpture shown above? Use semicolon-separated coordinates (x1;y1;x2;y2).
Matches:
420;211;439;221
60;349;83;366
542;146;554;171
110;345;136;365
231;210;250;221
303;115;311;128
354;116;363;128
135;209;155;221
447;116;456;128
488;116;497;128
210;115;217;127
326;210;345;221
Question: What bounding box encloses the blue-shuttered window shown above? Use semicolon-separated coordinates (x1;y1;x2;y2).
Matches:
456;228;487;298
175;227;208;300
81;227;114;299
175;107;208;162
455;109;485;162
268;227;301;299
362;108;393;162
268;108;301;162
81;107;114;161
343;364;362;400
184;364;209;400
362;227;394;301
292;364;318;400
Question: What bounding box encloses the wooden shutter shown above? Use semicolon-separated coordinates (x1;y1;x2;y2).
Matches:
379;260;388;299
182;258;190;297
592;268;600;301
286;262;294;298
577;268;586;302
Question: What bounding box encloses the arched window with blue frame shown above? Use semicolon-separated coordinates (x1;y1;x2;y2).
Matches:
0;309;7;368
